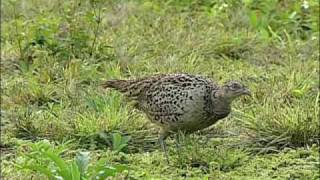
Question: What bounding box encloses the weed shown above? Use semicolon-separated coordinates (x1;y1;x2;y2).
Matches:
111;132;131;153
16;140;128;179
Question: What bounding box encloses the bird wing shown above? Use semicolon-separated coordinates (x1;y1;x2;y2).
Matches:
138;76;215;124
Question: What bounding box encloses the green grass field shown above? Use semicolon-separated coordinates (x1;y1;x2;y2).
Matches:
1;0;319;179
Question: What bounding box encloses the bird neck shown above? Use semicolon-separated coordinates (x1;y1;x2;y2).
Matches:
212;97;232;115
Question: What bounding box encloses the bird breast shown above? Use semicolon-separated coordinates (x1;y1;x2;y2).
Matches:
160;86;219;133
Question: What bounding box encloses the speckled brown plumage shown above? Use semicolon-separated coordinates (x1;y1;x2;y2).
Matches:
103;73;251;161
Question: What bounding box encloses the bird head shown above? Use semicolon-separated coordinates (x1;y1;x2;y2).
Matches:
213;81;251;103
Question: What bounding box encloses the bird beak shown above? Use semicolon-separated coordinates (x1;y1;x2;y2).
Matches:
242;88;252;96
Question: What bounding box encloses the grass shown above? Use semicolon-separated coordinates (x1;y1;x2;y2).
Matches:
1;0;319;179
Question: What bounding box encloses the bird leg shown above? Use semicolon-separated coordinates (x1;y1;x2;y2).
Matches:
174;133;181;150
174;132;182;160
159;130;170;164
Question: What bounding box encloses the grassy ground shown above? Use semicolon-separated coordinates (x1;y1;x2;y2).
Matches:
1;0;319;179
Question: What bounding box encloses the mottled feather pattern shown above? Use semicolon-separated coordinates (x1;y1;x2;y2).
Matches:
103;73;250;136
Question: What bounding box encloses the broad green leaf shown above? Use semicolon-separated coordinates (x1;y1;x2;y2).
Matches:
112;133;122;151
42;151;71;179
112;133;130;152
69;162;81;180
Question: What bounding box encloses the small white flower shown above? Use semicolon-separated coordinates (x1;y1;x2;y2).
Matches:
302;0;309;9
54;176;63;180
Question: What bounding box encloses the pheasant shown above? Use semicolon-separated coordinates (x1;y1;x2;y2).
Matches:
102;73;251;161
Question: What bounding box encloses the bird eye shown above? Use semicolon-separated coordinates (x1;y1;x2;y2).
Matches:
231;83;241;89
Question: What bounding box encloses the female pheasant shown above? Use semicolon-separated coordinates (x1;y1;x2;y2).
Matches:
102;73;251;161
